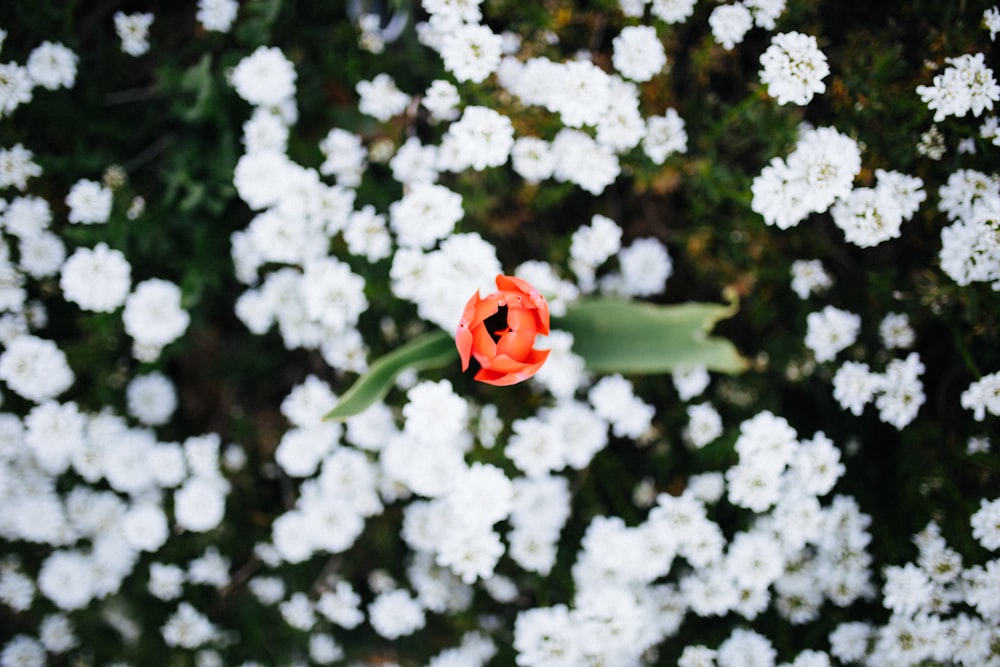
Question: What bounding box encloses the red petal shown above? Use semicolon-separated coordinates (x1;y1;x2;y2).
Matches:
496;329;535;360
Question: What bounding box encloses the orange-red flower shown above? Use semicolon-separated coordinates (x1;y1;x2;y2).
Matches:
456;274;551;386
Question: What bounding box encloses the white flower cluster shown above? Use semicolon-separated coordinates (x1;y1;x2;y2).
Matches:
804;304;861;362
961;369;1000;421
498;53;688;193
514;410;868;667
0;418;231;612
753;126;926;246
917;52;1000;122
938;169;1000;288
0;38;77;116
759;31;830;106
568;213;673;296
986;6;1000;41
830;169;927;248
196;0;239;33
752;126;861;229
114;12;154;57
830;520;1000;665
832;353;926;429
5;2;1000;665
790;258;834;298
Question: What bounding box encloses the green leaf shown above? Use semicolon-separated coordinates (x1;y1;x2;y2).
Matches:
553;291;748;375
324;329;458;421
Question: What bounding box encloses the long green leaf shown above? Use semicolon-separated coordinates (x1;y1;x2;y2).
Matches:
324;329;458;421
554;293;748;375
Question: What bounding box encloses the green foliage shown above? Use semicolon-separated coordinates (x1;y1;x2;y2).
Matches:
555;294;748;374
324;329;457;421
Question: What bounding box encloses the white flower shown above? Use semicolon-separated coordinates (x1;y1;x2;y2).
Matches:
161;602;218;649
39;614;78;654
643;108;688;164
0;144;42;190
511;136;556;183
830;186;905;248
970;497;1000;550
804;305;861;363
421;78;461;121
299;257;368;334
318;128;366;187
60;243;131;312
149;563;186;600
0;635;46;667
275;424;339;477
709;3;754;50
390;183;464;249
423;0;485;29
241;108;289;154
309;633;343;665
197;0;239;32
390;233;502;331
879;312;915;349
280;592;316;631
832;361;881;416
38;550;95;610
673;364;711;400
0;335;74;403
588;374;655;439
759;31;830;105
368;589;426;639
357;73;410;121
829;622;874;664
875;169;926;219
24;400;86;476
0;567;34;612
961;370;1000;421
230;46;297;107
18;231;66;279
614;237;672;297
612;25;667;82
3;195;52;238
650;0;698;24
745;0;786;29
344;205;392;262
122;278;190;350
114;11;154;57
26;41;78;90
986;6;1000;41
716;628;776;667
917;53;1000;122
122;502;169;552
685;403;723;448
174;477;227;532
940;168;1000;222
316;581;364;629
939;214;1000;287
65;179;112;224
390;136;439;185
751;157;813;229
126;372;178;426
790;259;833;298
570;214;622;291
790;431;845;496
882;563;933;616
875;353;925;429
437;105;514;172
0;63;33;117
788;126;862;213
438;22;503;83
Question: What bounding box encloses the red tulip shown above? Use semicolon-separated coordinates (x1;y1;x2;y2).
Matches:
456;275;551;386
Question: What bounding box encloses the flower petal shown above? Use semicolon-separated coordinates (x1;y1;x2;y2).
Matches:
496;328;535;360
